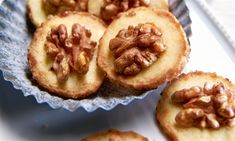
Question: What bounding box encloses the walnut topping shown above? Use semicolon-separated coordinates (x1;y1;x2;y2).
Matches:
52;51;70;82
175;108;205;127
43;0;88;15
171;82;235;129
101;0;150;22
109;23;167;76
45;23;96;82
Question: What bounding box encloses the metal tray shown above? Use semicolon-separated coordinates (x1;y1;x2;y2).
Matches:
0;0;235;140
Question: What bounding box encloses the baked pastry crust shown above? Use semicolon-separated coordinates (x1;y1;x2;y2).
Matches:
156;71;235;141
27;0;47;26
28;12;106;99
88;0;169;18
81;129;148;141
97;7;190;90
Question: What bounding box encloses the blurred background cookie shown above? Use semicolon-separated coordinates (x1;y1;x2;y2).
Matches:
88;0;168;23
81;129;148;141
27;0;88;26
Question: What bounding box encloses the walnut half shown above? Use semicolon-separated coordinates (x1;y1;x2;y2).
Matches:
43;0;88;15
171;82;235;129
100;0;150;22
109;23;167;76
45;23;96;83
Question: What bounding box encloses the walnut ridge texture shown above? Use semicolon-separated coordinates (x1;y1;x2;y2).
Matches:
172;82;235;129
45;23;97;82
109;23;166;76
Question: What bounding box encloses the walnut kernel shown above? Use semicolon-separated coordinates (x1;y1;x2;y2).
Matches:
43;0;88;15
52;51;70;82
175;108;205;127
100;0;150;22
109;23;167;76
45;23;96;82
172;82;235;129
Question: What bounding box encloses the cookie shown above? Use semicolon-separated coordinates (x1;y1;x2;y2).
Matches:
97;7;190;90
156;71;235;141
28;12;106;99
81;129;148;141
